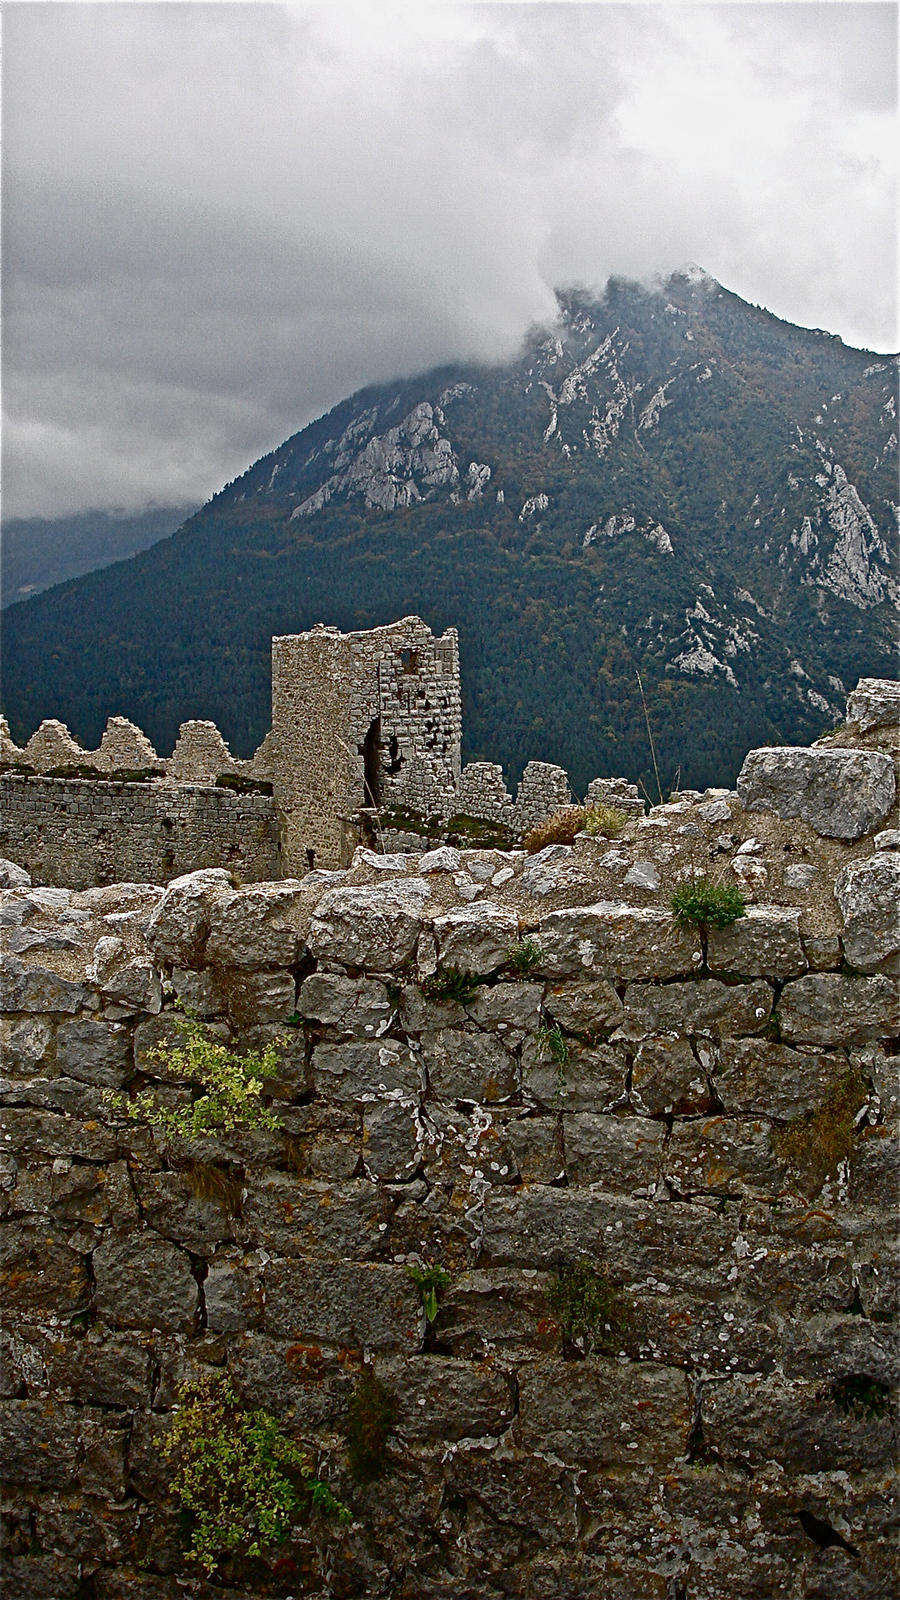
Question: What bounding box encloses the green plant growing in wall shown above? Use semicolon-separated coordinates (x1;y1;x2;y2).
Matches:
105;1005;284;1138
165;1375;350;1576
406;1262;452;1322
547;1259;634;1356
346;1368;396;1484
505;936;543;975
536;1022;569;1101
421;966;483;1006
670;878;746;933
831;1374;891;1419
774;1068;869;1196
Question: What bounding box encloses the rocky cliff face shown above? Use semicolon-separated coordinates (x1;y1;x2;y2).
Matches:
2;682;898;1599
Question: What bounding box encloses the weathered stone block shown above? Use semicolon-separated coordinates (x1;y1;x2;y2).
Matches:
204;1250;263;1333
464;980;544;1036
226;1331;348;1432
277;1102;360;1179
707;906;806;979
0;1016;54;1076
0;957;91;1014
835;852;900;971
0;1398;81;1488
515;1357;691;1466
362;1100;421;1180
130;1169;237;1253
217;967;297;1027
846;675;900;733
563;1113;665;1192
420;1103;517;1186
42;1334;155;1408
715;1039;851;1120
666;1117;786;1198
262;1259;422;1349
779;973;900;1044
10;1156;138;1229
311;1038;421;1101
92;1231;199;1333
307;879;431;970
522;1037;628;1112
504;1114;564;1183
1;1106;119;1162
433;901;519;975
737;747;896;839
0;1223;91;1319
298;971;394;1037
622;979;772;1040
205;881;307;969
54;1017;133;1088
538;902;701;981
144;867;235;966
99;956;163;1014
380;1354;515;1442
543;978;624;1037
433;1269;555;1356
241;1176;393;1259
631;1035;711;1116
702;1373;895;1472
424;1026;517;1103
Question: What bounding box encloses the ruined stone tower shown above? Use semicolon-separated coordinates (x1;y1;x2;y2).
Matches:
271;616;461;871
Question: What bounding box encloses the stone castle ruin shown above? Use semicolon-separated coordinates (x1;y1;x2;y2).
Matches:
1;616;634;888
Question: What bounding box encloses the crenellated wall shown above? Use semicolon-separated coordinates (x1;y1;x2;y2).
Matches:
1;688;898;1599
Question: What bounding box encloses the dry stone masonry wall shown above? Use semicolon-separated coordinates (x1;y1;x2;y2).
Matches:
1;678;898;1599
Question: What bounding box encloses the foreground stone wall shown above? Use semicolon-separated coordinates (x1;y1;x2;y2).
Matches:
0;774;281;889
1;694;897;1600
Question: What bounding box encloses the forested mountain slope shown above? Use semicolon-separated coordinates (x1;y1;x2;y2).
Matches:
3;270;897;795
1;506;196;607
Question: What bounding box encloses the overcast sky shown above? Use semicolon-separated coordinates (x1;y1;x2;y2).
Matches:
2;0;897;521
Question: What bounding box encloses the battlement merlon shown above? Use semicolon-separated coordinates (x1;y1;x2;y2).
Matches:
271;617;462;871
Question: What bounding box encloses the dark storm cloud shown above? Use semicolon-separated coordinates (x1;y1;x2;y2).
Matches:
2;2;896;518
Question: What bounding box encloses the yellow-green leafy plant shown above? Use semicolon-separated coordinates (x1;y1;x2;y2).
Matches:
165;1375;350;1575
106;1006;284;1138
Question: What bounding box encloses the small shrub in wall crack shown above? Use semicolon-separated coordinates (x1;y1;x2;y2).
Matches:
774;1068;869;1196
670;878;745;932
421;966;483;1006
406;1262;452;1321
505;936;543;975
831;1373;891;1419
346;1368;397;1484
165;1375;351;1576
535;1022;569;1100
547;1259;634;1356
524;804;627;853
104;1005;284;1138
